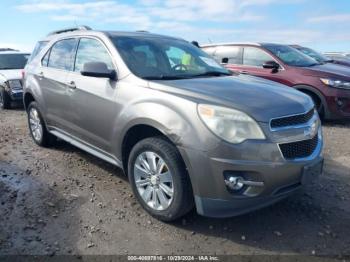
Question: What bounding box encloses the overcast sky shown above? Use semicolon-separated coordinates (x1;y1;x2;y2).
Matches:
1;0;349;52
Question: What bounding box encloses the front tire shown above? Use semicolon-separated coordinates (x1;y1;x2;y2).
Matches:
0;87;11;109
27;101;55;147
128;137;194;221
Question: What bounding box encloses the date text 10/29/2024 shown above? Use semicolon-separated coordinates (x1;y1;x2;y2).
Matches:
127;255;220;261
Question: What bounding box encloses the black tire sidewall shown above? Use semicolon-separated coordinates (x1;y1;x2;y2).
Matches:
0;88;11;109
128;137;192;221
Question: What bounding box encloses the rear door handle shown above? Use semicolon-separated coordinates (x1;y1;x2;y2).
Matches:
239;71;249;74
66;81;76;89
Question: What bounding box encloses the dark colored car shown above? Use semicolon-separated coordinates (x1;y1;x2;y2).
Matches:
291;45;350;68
202;43;350;120
324;52;350;68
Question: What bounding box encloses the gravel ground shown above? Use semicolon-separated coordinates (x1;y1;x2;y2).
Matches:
0;107;350;258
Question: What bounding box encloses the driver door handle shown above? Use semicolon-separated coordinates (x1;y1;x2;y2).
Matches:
239;70;249;74
67;81;76;89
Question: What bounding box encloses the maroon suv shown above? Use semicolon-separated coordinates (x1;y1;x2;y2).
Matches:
202;43;350;120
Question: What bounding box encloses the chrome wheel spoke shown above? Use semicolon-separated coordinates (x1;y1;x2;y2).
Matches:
134;164;150;179
151;188;158;208
138;154;151;173
159;171;172;183
156;158;165;174
142;186;153;202
136;179;150;187
145;152;157;173
156;188;169;209
159;183;173;197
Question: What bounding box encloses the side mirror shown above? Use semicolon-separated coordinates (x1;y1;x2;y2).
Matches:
222;57;229;64
81;62;116;80
262;61;280;70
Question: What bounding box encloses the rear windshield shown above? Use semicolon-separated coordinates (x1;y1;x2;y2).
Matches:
0;53;30;70
28;41;48;62
263;44;319;67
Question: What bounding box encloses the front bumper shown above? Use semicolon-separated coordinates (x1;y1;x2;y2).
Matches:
323;88;350;119
178;129;323;218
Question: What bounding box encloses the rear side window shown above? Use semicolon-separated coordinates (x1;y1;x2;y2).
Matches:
48;39;77;71
243;47;274;67
214;46;242;64
28;41;48;62
74;38;114;72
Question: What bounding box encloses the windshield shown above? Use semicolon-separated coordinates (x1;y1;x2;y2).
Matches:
0;53;30;70
263;44;319;67
110;36;230;80
296;47;331;63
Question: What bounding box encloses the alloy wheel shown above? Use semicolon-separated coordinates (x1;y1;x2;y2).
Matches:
133;151;174;211
29;108;43;142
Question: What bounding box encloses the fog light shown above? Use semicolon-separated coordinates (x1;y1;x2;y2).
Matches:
337;99;344;107
225;176;245;191
224;175;265;191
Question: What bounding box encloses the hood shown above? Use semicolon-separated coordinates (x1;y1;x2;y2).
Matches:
149;75;313;123
302;63;350;79
0;69;22;81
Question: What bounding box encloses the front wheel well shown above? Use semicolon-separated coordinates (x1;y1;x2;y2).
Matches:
24;93;35;111
121;125;173;174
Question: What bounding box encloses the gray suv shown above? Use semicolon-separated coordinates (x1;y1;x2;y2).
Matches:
24;27;323;221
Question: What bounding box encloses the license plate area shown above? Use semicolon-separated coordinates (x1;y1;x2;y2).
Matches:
302;159;323;185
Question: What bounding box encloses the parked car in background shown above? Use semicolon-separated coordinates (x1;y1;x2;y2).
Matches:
202;43;350;120
24;28;323;221
0;50;30;109
324;52;350;67
291;45;350;68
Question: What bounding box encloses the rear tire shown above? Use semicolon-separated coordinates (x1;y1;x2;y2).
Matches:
27;101;55;147
128;137;194;221
0;87;11;109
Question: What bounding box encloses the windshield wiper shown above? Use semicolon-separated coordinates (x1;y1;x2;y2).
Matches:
143;75;190;80
191;71;232;78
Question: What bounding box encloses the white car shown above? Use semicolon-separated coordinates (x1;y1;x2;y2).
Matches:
0;50;30;109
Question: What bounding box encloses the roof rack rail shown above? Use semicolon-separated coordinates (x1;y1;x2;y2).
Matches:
47;25;92;36
136;30;149;33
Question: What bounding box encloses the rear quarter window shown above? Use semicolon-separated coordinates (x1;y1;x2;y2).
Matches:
28;41;48;62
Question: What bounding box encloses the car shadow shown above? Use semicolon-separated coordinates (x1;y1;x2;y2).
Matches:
50;139;128;182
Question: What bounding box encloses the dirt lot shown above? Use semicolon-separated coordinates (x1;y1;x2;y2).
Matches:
0;107;350;258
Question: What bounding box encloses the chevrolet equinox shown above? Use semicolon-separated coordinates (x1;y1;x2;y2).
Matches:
24;28;323;221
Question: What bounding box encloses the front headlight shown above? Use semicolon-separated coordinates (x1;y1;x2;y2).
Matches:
320;78;350;89
7;80;22;90
198;104;265;144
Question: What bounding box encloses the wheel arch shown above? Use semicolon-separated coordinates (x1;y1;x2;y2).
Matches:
23;91;36;111
293;84;329;116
